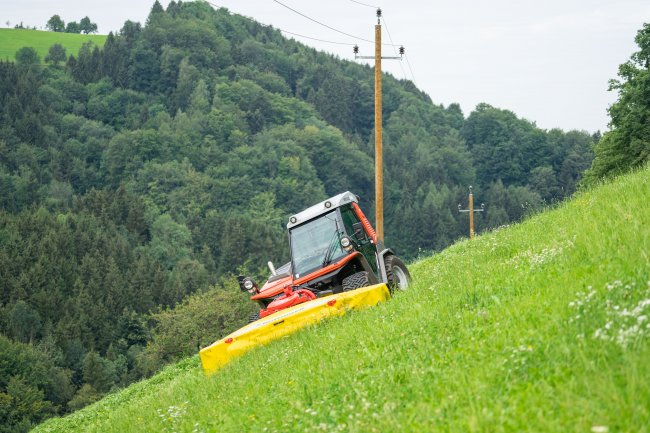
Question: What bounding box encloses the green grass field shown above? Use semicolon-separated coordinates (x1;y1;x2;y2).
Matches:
34;166;650;433
0;28;106;62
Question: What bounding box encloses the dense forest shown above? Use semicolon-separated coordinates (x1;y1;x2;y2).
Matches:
0;1;621;431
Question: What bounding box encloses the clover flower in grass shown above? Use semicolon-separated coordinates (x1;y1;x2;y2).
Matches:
567;286;596;323
508;239;574;270
503;344;534;374
157;401;190;433
606;280;623;291
591;280;650;347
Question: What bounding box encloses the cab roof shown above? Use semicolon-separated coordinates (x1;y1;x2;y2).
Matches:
287;191;358;229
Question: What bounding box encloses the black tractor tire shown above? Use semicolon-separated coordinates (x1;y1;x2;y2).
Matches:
385;255;411;293
342;271;370;292
248;312;260;323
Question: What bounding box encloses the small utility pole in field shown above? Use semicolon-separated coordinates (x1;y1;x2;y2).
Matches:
354;9;404;242
458;186;485;239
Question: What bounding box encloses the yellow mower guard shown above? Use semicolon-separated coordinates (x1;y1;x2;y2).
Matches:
200;283;390;375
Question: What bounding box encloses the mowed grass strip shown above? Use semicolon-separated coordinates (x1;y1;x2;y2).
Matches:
0;28;106;62
34;166;650;433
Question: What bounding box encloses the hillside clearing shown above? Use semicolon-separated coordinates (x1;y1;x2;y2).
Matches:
0;28;106;62
34;166;650;432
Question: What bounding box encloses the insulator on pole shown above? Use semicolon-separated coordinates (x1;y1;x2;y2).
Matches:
376;8;382;18
353;45;359;55
399;46;405;56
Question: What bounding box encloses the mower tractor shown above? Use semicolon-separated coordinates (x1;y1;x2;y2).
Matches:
238;192;411;321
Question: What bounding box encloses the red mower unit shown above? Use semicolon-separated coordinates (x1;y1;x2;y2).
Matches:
238;192;411;321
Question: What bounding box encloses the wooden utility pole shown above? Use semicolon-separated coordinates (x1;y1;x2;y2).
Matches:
354;9;403;242
374;17;383;242
458;186;485;239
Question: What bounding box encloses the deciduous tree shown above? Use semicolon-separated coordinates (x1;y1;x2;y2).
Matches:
14;47;40;69
65;21;81;34
585;23;650;183
79;16;98;34
44;43;67;67
46;15;65;32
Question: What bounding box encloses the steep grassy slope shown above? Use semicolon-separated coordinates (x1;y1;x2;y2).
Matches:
34;167;650;432
0;28;106;62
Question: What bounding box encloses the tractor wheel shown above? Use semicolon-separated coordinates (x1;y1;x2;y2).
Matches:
342;271;370;292
248;312;260;323
385;255;411;293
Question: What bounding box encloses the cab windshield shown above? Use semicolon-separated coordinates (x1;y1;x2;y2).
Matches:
290;211;345;279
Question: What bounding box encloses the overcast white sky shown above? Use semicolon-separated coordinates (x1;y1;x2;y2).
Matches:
2;0;648;132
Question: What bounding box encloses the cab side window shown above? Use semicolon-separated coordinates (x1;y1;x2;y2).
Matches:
340;206;367;242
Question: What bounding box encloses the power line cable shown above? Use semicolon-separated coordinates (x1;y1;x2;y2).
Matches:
270;0;399;47
404;54;417;85
279;29;357;46
204;0;399;59
381;16;408;82
271;0;375;44
205;0;367;48
204;0;220;10
348;0;380;8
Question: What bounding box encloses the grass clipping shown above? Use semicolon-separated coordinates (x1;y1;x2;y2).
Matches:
35;167;650;433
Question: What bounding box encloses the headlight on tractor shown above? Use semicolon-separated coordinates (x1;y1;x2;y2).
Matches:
237;276;259;294
340;236;354;252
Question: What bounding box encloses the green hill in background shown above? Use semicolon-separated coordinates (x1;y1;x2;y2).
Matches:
0;28;106;62
0;2;613;430
34;166;650;432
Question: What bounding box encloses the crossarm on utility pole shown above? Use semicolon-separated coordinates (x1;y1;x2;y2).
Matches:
458;186;485;239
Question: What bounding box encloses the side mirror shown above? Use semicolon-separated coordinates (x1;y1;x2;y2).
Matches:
352;222;366;241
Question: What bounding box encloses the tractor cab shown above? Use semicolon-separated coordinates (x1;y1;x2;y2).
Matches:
238;192;410;321
289;193;378;282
